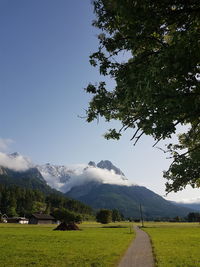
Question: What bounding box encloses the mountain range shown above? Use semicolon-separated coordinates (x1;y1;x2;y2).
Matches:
0;153;196;218
66;182;193;219
172;201;200;212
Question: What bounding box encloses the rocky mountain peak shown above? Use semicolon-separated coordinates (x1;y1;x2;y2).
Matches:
9;152;21;158
88;161;96;167
97;160;125;176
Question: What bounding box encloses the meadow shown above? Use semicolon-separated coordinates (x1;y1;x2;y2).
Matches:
144;222;200;267
0;222;134;267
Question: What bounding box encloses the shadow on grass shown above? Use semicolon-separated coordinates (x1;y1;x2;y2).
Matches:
102;225;128;228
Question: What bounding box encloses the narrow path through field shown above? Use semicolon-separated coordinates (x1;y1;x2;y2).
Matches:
118;226;154;267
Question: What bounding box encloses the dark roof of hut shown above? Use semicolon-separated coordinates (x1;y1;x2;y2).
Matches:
31;213;55;220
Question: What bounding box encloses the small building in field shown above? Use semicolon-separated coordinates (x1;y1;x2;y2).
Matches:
7;217;29;224
2;219;7;223
29;213;55;224
1;214;8;223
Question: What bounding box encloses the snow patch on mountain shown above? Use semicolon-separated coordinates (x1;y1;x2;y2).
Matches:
37;163;75;191
37;160;135;193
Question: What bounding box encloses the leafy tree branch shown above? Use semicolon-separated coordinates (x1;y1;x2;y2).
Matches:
85;0;200;193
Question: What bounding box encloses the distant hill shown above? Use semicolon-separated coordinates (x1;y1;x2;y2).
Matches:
173;201;200;212
0;152;56;194
66;182;193;219
0;166;57;195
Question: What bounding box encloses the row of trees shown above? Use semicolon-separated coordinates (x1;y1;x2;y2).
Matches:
95;210;200;224
96;209;124;224
187;212;200;222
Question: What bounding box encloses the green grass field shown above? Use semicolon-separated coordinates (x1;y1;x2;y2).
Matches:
144;222;200;267
0;222;134;267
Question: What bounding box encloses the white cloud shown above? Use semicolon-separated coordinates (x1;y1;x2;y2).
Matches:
0;138;13;151
0;150;136;191
40;164;136;193
176;197;200;204
0;152;31;171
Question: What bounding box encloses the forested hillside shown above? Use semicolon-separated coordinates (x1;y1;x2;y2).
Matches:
0;184;93;218
67;183;193;219
0;166;56;194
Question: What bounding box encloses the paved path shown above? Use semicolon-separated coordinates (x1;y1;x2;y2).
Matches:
118;226;154;267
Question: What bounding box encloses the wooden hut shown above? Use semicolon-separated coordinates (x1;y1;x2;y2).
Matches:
29;213;55;224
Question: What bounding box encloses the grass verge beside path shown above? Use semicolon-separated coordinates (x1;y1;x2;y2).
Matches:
0;222;134;267
143;223;200;267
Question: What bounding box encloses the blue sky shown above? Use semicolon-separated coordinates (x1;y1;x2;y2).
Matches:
0;0;199;202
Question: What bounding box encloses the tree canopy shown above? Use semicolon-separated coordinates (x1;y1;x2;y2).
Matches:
85;0;200;193
52;208;82;224
96;209;112;224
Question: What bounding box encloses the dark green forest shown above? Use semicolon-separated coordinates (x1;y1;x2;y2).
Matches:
0;184;93;219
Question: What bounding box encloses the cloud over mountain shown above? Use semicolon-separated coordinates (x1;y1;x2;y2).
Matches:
38;161;134;193
61;165;132;193
0;152;135;193
177;197;200;204
0;152;32;171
